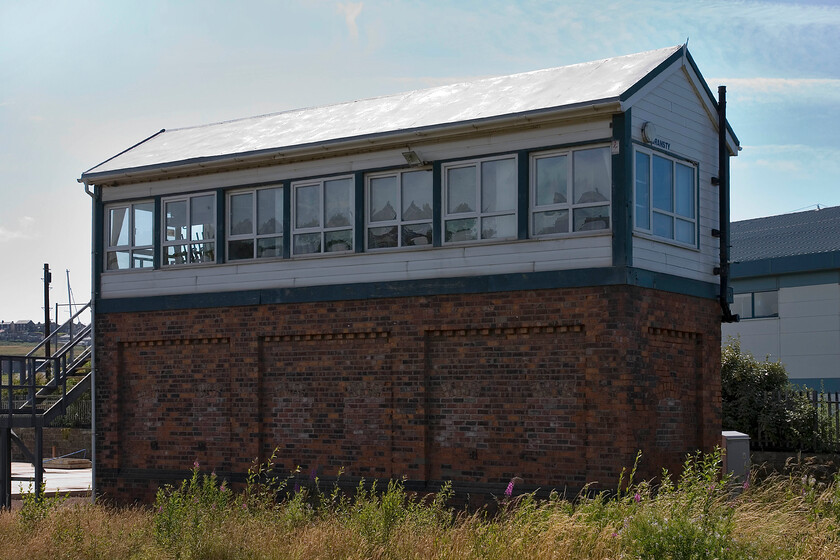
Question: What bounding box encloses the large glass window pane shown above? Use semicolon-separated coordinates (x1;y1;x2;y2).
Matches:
732;293;752;319
402;170;432;220
132;248;154;268
257;188;283;235
754;291;779;317
574;206;610;232
190;195;215;241
535;155;567;206
481;158;516;212
257;237;283;258
107;251;129;270
294;232;321;255
109;207;129;247
447;166;475;214
652;155;673;212
370;176;398;223
445;218;477;242
325;230;353;252
402;223;432;246
675;163;694;218
573;147;610;204
368;226;398;249
230;193;253;235
228;239;254;261
133;203;154;246
324;178;352;227
533;210;569;235
635;152;650;229
165;200;187;241
295;185;320;228
166;244;188;265
652;211;673;238
675;218;695;245
481;215;516;239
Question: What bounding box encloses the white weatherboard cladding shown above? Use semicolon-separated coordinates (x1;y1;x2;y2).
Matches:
100;119;612;203
630;65;721;284
99;235;612;299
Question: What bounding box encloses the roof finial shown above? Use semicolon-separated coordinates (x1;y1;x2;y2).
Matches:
685;36;689;47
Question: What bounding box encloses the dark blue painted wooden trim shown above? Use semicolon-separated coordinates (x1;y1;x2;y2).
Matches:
432;161;442;247
517;150;529;239
354;171;365;253
92;186;104;301
611;111;632;267
153;197;162;269
282;181;291;259
731;250;840;279
215;189;225;263
96;266;718;315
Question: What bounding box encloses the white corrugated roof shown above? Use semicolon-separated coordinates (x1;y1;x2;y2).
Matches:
83;45;684;180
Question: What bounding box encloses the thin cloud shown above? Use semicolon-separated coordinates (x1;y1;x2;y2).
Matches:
712;78;840;103
337;2;363;40
0;216;37;242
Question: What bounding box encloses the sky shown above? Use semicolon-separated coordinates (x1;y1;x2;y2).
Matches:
1;0;839;321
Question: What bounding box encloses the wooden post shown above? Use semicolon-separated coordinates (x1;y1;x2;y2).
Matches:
1;428;10;510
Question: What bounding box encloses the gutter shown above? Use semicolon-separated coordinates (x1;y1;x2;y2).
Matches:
717;86;738;323
83;185;98;502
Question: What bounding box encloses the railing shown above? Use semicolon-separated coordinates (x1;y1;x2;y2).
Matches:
751;389;840;453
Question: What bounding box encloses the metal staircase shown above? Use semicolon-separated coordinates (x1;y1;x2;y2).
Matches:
0;302;92;508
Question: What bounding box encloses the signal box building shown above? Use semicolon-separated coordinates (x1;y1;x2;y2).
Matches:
81;45;739;502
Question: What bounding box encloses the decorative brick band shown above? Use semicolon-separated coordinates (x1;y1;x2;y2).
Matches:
263;330;390;343
647;326;700;340
426;324;583;337
120;337;229;347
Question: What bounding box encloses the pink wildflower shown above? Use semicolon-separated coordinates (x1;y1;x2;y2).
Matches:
505;480;515;497
633;493;641;503
193;460;200;469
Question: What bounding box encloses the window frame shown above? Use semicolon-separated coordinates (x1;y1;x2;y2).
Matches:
633;146;698;247
226;185;285;261
529;145;612;238
732;290;779;320
161;192;217;267
365;168;434;251
441;154;518;245
104;200;155;271
291;174;355;256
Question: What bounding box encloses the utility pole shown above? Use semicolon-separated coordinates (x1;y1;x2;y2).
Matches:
43;263;51;366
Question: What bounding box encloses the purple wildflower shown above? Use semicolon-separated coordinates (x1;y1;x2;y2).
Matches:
294;483;300;493
310;467;318;481
505;480;515;497
633;493;641;503
193;460;200;469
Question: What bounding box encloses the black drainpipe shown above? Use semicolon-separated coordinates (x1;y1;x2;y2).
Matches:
717;86;738;323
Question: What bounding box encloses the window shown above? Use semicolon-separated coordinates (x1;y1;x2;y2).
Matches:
531;146;611;236
228;186;284;260
105;202;154;270
443;155;517;243
732;291;779;319
292;176;354;255
366;169;433;249
162;193;216;266
635;148;696;245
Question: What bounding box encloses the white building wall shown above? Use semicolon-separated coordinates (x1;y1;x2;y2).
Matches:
722;283;840;384
630;65;721;285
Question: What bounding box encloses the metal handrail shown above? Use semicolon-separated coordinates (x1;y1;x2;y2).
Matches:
26;301;91;359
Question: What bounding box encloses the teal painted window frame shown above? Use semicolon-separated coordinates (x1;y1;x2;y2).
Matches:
365;168;434;251
291;174;355;256
160;192;218;267
226;185;285;261
633;145;698;247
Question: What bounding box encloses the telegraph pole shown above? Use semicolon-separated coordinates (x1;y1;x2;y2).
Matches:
43;264;51;363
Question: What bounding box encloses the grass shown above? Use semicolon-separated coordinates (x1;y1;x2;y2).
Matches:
1;449;839;559
0;341;42;356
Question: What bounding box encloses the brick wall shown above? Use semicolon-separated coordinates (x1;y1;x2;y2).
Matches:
94;285;721;503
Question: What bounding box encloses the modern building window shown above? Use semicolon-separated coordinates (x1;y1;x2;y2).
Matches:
530;146;611;236
162;193;216;266
105;201;154;270
227;186;284;261
366;169;433;249
634;148;697;245
732;291;779;319
292;176;354;255
443;155;517;243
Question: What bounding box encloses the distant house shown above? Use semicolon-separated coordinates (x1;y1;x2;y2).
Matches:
80;45;739;503
723;206;840;391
